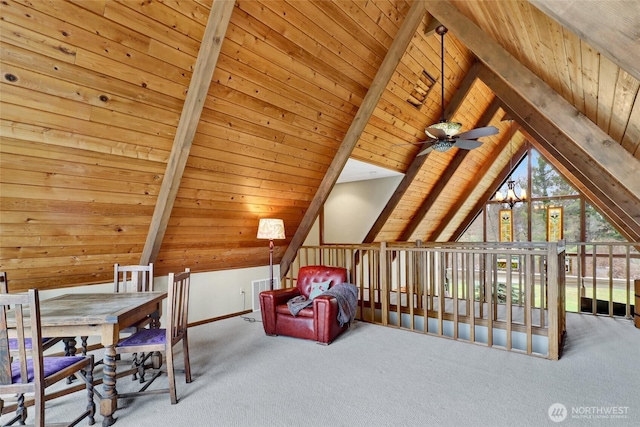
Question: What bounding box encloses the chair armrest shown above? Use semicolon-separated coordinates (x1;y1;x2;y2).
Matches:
259;288;301;335
313;295;340;343
313;294;338;313
261;288;300;307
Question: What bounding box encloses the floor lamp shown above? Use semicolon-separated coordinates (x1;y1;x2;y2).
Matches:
257;218;285;290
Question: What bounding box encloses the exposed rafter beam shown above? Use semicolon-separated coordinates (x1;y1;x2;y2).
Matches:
363;62;480;243
279;0;428;275
423;13;441;35
529;0;640;82
480;65;640;239
425;1;640;242
425;1;640;201
526;134;639;242
140;0;236;265
501;105;640;242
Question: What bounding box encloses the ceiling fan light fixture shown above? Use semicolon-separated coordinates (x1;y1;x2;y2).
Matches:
406;25;498;157
434;141;455;152
426;121;462;138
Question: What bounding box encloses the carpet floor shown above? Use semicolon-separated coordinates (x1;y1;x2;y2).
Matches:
4;312;639;427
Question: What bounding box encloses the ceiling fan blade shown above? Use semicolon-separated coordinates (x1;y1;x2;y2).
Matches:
417;145;435;156
455;126;499;140
454;139;483;150
424;126;448;139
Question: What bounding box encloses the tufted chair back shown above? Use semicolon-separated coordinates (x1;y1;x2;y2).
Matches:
296;265;348;299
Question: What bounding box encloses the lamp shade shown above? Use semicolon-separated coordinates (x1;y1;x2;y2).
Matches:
257;218;285;240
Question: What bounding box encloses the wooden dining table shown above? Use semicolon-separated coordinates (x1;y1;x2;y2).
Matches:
36;291;167;426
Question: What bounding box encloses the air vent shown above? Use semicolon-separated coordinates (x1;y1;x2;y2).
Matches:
407;70;436;109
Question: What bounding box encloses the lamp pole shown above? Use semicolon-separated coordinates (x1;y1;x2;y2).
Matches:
268;239;275;290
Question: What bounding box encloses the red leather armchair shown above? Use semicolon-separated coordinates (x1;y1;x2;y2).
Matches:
259;265;349;345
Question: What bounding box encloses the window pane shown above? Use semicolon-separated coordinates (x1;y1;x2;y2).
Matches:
512;203;529;241
531;199;581;241
485;204;501;242
530;150;577;198
585;204;624;242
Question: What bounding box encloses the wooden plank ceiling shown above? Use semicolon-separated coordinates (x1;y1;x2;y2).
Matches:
1;0;638;291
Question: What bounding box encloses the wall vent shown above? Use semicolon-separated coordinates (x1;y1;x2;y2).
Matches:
251;278;279;311
407;70;436;109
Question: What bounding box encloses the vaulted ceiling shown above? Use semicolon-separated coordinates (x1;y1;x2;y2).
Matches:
1;0;639;291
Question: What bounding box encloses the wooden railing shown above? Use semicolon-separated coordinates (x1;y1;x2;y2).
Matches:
287;241;567;360
563;242;639;318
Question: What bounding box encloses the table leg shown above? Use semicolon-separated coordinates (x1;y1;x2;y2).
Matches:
63;337;77;384
100;344;118;427
150;310;162;370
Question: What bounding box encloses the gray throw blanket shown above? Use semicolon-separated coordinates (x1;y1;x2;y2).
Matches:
287;295;313;316
323;283;358;326
287;283;358;327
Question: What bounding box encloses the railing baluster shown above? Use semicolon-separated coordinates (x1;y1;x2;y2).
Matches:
287;241;635;360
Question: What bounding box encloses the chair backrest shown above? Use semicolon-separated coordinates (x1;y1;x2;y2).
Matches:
114;263;154;293
0;289;44;394
0;272;7;294
166;268;191;345
296;265;348;298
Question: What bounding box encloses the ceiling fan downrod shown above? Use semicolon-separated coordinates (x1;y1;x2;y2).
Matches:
436;25;448;123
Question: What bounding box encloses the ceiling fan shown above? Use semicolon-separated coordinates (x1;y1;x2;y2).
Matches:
415;25;498;156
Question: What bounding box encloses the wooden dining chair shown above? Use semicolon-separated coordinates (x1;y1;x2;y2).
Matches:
113;263;155;381
115;268;192;404
0;289;95;426
81;264;155;380
114;263;154;294
0;272;61;354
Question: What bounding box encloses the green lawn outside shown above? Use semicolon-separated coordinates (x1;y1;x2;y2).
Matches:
458;282;634;314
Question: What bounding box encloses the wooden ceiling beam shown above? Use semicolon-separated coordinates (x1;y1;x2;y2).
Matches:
140;0;236;265
514;124;640;242
423;13;441;35
425;1;640;211
362;62;481;243
529;0;640;82
526;135;640;242
280;0;428;275
481;65;640;238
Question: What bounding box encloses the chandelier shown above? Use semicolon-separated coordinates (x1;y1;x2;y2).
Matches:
495;121;526;209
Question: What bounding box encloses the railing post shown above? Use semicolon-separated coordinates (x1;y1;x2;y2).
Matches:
380;242;388;326
547;241;559;360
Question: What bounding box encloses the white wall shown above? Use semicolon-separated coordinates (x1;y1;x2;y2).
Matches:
40;265;278;325
322;175;403;243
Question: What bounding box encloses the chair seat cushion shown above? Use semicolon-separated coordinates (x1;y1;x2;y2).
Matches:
276;303;314;318
117;328;166;347
11;357;87;383
9;337;56;350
